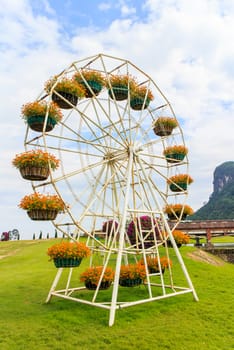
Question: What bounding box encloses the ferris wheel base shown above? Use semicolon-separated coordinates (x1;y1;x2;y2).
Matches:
45;267;198;327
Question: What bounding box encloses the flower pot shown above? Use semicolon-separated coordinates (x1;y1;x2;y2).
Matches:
85;281;112;290
149;267;165;274
108;86;128;101
153;125;174;136
167;240;182;248
53;257;82;268
19;166;50;181
27;209;58;221
169;182;188;192
27;115;57;132
130;97;150;110
52;91;78;109
119;278;142;287
165;153;186;163
167;213;187;221
80;80;103;98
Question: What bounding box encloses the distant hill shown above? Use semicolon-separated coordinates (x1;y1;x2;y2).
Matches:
191;161;234;220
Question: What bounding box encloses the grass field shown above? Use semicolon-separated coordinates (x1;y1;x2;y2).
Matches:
0;239;233;350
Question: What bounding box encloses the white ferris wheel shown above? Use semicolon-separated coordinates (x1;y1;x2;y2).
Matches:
23;53;198;326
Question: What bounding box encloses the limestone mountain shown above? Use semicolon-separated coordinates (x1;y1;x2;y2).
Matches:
191;161;234;220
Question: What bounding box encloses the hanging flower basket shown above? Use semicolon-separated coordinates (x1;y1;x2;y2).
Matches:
48;241;91;268
164;204;194;221
21;101;63;132
130;85;154;110
27;115;57;132
53;257;82;268
108;74;136;101
12;150;60;181
19;166;49;181
127;215;160;248
80;266;114;290
119;278;142;287
139;256;172;274
119;263;146;287
163;145;188;163
52;91;78;109
153;117;178;136
73;70;105;98
109;86;129;101
19;192;66;221
45;76;85;109
27;209;58;221
85;281;112;290
167;174;193;192
166;230;190;247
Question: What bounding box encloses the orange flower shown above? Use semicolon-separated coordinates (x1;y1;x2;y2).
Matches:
12;150;60;170
139;256;172;270
163;145;188;156
119;263;146;280
47;241;91;260
167;174;193;185
80;266;114;285
172;230;190;244
19;192;66;212
21;101;62;122
164;204;194;215
45;76;85;97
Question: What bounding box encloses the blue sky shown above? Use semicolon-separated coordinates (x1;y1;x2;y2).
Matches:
0;0;234;239
42;0;148;29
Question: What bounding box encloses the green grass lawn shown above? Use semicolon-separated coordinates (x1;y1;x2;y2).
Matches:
0;239;233;350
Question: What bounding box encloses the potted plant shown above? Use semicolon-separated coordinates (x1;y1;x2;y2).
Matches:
139;256;172;273
45;76;85;109
167;174;193;192
47;241;91;268
12;149;60;181
163;145;188;163
80;265;114;290
130;84;154;110
73;69;105;98
167;230;190;248
18;192;66;221
102;220;119;236
164;203;194;220
107;74;136;101
21;101;63;132
127;215;160;249
119;263;146;287
153;117;178;136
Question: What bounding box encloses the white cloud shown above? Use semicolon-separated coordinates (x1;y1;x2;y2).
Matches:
1;0;234;239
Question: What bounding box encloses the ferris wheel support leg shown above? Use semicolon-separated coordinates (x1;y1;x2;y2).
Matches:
45;268;63;303
164;220;199;302
109;150;134;327
138;157;199;302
